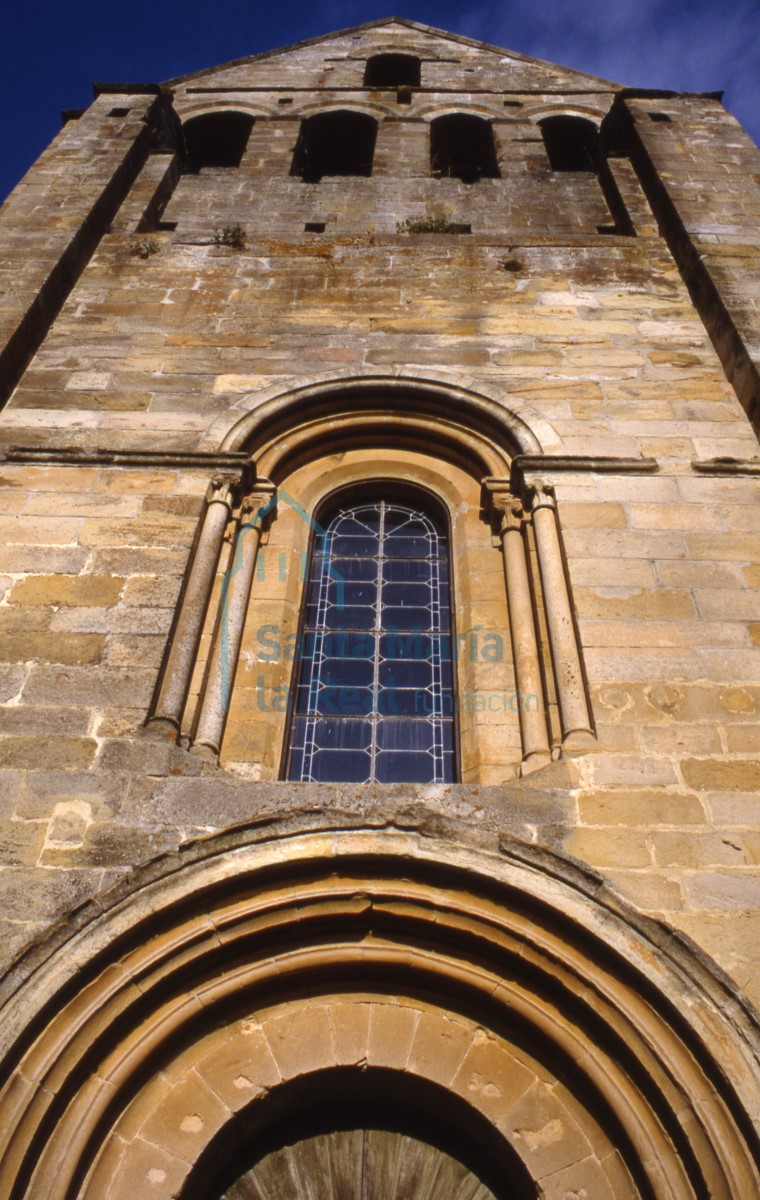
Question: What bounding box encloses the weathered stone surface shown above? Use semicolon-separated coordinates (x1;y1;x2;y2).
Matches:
40;821;178;868
0;865;107;921
8;575;123;607
21;666;156;707
0;771;20;818
681;759;760;793
0;738;98;771
565;827;652;868
0;819;44;866
0;632;105;665
0;667;26;704
0;706;91;737
0;22;759;1199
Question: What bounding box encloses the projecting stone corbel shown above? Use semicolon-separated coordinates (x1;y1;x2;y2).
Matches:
193;482;277;758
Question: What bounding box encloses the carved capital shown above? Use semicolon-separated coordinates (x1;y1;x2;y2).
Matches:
206;474;238;509
481;476;523;534
241;481;277;527
496;500;525;536
525;480;556;513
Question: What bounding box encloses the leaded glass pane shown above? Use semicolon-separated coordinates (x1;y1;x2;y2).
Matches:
287;498;456;784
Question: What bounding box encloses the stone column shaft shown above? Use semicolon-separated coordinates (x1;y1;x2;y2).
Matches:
499;504;552;769
530;485;594;745
151;478;234;731
194;485;276;755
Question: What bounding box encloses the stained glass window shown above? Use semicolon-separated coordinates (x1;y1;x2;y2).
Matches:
287;498;456;784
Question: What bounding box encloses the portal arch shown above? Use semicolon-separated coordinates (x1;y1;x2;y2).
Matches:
0;825;758;1199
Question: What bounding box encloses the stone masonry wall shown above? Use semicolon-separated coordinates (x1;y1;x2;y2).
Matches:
0;91;171;408
620;93;760;432
1;22;760;1017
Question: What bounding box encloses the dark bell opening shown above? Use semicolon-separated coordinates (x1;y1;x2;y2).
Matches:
430;114;500;183
364;53;421;88
539;115;600;171
183;112;255;173
291;111;378;182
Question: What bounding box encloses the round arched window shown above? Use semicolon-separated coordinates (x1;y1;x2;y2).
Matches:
286;496;456;783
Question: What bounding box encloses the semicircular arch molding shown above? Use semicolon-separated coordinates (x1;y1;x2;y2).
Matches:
417;102;505;122
211;373;548;468
294;99;390;121
176;101;272;122
0;825;758;1200
254;407;509;480
289;457;475;527
363;44;426;61
523;103;606;127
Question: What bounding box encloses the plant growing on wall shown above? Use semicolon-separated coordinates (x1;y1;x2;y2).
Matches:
213;224;247;249
129;237;160;259
396;217;470;234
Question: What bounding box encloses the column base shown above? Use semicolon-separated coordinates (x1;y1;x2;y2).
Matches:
191;741;220;762
561;729;598;754
141;716;180;742
520;750;553;776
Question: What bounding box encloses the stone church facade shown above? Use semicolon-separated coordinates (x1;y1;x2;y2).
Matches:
0;17;759;1197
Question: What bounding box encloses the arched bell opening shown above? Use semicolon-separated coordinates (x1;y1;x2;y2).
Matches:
430;113;500;182
364;53;421;89
539;114;601;172
182;110;255;172
536;114;633;235
291;111;379;181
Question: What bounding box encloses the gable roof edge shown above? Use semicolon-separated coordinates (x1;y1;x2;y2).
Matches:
163;16;621;90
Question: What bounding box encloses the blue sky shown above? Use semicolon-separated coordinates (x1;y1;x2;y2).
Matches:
1;0;758;203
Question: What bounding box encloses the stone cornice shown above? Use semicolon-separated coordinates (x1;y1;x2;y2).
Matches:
92;82;164;97
509;455;659;490
0;447;252;476
692;457;760;476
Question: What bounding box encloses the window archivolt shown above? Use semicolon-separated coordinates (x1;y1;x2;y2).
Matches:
254;410;508;481
215;377;542;460
148;388;594;784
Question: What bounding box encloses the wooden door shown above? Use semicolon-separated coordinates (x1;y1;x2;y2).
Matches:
219;1127;499;1199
